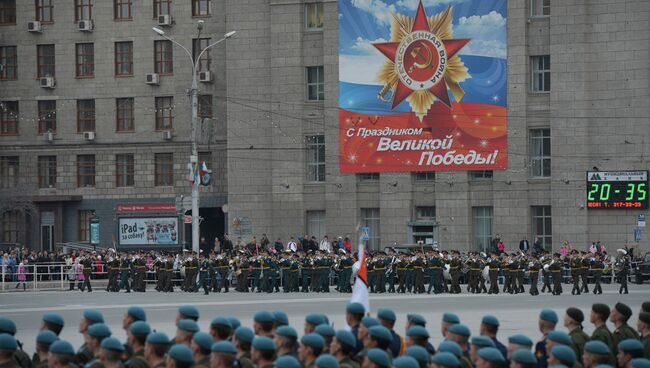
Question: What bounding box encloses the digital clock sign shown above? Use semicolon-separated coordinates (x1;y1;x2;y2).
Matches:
586;170;648;209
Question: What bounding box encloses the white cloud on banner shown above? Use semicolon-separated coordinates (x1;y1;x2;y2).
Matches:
339;55;385;85
454;11;506;59
396;0;465;10
350;0;397;26
350;36;388;55
459;39;507;59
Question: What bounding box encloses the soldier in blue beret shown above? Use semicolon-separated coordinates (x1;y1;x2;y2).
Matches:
393;356;419;368
366;326;393;358
480;315;507;360
477;347;505;368
548;345;576;368
441;313;461;343
275;355;302;368
211;341;238;368
166;344;194;368
406;346;430;368
512;349;538;368
273;311;289;329
506;335;532;361
254;311;275;338
209;317;233;343
364;348;391;368
125;321;150;368
470;337;495;365
439;341;462;359
377;309;402;358
99;337;125;368
632;358;650;368
316;354;340;368
41;313;64;336
406;326;435;356
175;320;200;348
85;323;112;368
33;330;58;368
330;331;359;368
123;307;146;333
583;341;612;368
299;334;325;368
190;332;213;368
75;310;105;366
305;314;326;335
48;340;76;368
275;326;299;359
233;327;254;368
406;314;427;330
144;332;170;368
315;325;336;354
176;306;199;323
354;318;379;361
617;339;645;368
228;317;241;331
346;303;365;356
535;309;558;368
446;324;471;367
252;337;276;368
0;334;18;368
432;351;460;368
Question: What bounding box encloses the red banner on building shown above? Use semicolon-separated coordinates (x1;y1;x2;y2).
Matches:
116;204;177;213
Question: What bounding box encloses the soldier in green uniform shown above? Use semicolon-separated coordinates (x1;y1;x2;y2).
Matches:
405;255;415;293
216;255;230;293
637;312;650;359
118;255;132;293
541;253;552;294
251;256;262;293
280;253;292;292
516;255;526;293
580;252;590;294
83;323;112;368
502;255;512;294
528;255;540;296
272;254;281;293
374;254;386;293
190;332;213;368
550;254;563;295
48;340;76;368
396;255;407;293
144;332;170;368
386;252;397;293
302;253;313;292
198;254;212;295
319;254;332;293
590;303;616;365
106;256;119;292
311;253;321;292
618;252;630;294
340;252;354;293
449;253;461;294
413;252;425;294
81;254;93;292
125;321;150;368
427;251;443;294
134;254;147;292
236;251;250;292
366;255;376;293
564;308;589;360
487;254;499;295
466;254;477;293
331;330;360;368
591;254;604;295
610;303;639;347
164;255;175;292
233;327;254;368
570;251;582;295
290;254;301;292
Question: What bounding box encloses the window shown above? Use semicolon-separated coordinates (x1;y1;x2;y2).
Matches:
1;211;20;243
154;0;172;17
155;97;173;130
530;128;551;178
306;66;324;101
361;208;380;250
114;0;132;20
192;38;211;72
192;0;210;16
154;40;173;75
75;0;92;21
0;156;18;188
414;172;435;181
0;0;16;25
114;41;133;76
409;206;438;245
0;101;18;135
198;95;212;119
35;0;53;23
305;3;323;30
38;100;56;133
116;154;134;187
0;46;17;80
306;210;326;241
473;206;493;252
306;135;325;182
469;170;493;180
532;206;552;250
416;206;436;220
155;153;173;186
78;210;94;242
75;43;94;77
358;173;379;182
38;156;56;188
77;155;95;187
77;99;95;132
116;98;134;131
37;44;55;78
531;0;550;17
531;55;550;92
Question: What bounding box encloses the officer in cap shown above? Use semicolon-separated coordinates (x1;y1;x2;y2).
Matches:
125;321;150;368
144;332;170;368
41;314;64;336
98;337;125;368
330;331;359;368
190;332;214;368
512;349;538;368
251;337;276;368
535;309;558;368
564;308;589;360
33;331;58;368
211;341;238;368
48;340;76;368
299;334;325;368
362;348;391;368
611;303;640;347
274;326;298;359
0;334;20;368
166;345;194;368
617;340;645;368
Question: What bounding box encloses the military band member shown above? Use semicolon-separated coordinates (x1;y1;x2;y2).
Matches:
591;254;604;295
580;252;591;294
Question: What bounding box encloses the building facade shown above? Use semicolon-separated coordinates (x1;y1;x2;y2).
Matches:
1;0;649;253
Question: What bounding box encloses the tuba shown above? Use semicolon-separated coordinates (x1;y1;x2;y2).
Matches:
443;263;451;281
482;265;490;280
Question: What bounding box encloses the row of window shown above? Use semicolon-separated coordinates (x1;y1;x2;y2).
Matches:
474;205;552;252
0;209;94;243
0;96;212;135
0;152;213;189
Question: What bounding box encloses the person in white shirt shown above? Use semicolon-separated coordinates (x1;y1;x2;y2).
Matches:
319;236;331;253
287;237;298;252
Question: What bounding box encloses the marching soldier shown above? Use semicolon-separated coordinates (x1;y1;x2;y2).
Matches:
251;256;262;293
396;255;407;293
570;251;582;295
236;250;250;292
106;255;120;292
412;252;425;294
487;254;499;295
302;253;312;292
118;254;132;293
81;253;93;292
580;252;590;294
591;254;604;295
290;254;301;292
550;253;563;295
318;254;332;293
617;250;630;294
528;255;540;296
216;255;230;293
280;253;292;293
449;252;461;294
427;251;443;295
198;253;212;295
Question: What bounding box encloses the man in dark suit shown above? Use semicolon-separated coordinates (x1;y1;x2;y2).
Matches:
519;238;530;254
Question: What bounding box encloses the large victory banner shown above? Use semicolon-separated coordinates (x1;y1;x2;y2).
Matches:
339;0;507;172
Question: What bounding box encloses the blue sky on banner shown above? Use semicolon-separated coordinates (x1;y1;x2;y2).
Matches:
339;0;507;87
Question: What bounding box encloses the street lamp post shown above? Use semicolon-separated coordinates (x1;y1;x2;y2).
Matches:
152;26;236;253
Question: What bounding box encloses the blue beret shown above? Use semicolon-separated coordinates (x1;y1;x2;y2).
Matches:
127;306;146;322
549;364;569;368
0;319;16;336
306;313;326;326
178;305;199;320
211;341;237;354
508;334;533;347
442;313;460;324
547;331;572;346
235;327;254;344
211;317;232;329
551;345;576;366
478;347;506;364
276;326;298;339
83;310;104;324
632;359;650;368
272;311;289;326
228;317;241;330
431;352;460;367
512;349;537;365
361;317;379;328
146;332;170;345
335;330;357;349
178;319;200;333
619;339;644;353
43;313;65;327
253;336;276;351
594;365;614;368
346;302;365;315
101;337;125;352
193;332;214;352
448;324;470;337
254;311;274;323
393;356;419;368
315;324;336;338
481;315;499;327
36;330;59;346
169;344;194;364
471;336;495;348
407;326;429;339
407;314;427;326
302;333;325;350
406;346;430;365
367;348;391;368
49;340;75;355
540;309;558;324
0;334;17;351
129;321;151;336
439;341;462;358
377;308;397;322
316;354;340;368
585;341;611;355
275;355;302;368
318;314;330;325
88;323;111;338
369;326;393;343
